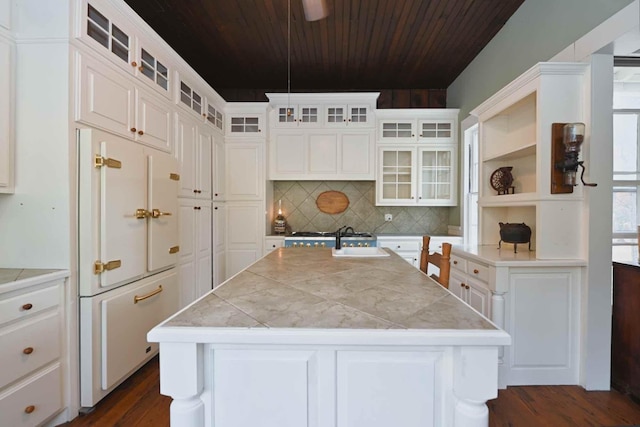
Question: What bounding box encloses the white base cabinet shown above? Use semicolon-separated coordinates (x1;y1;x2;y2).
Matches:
451;246;583;388
0;272;69;427
377;236;463;273
226;202;264;278
178;199;212;308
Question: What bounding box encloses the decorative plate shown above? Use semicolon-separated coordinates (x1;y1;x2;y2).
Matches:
490;167;514;194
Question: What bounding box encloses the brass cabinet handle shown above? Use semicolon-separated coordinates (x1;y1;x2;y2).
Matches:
473;269;479;274
25;405;35;414
23;347;34;355
130;127;137;133
151;209;172;218
135;208;149;219
131;61;137;67
460;283;465;288
465;285;470;290
134;285;163;304
193;206;201;210
22;303;33;310
138;65;144;72
453;260;458;265
138;130;144;135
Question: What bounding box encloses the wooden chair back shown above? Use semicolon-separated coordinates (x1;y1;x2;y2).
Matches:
419;236;452;288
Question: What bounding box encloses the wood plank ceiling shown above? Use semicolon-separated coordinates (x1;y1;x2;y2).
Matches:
124;0;524;103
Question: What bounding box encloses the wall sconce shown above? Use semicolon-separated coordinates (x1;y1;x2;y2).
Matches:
551;122;597;194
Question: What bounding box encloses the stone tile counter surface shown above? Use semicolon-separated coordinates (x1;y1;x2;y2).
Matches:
167;248;496;331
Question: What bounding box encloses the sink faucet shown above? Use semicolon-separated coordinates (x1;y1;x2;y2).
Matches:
335;226;347;249
344;226;355;235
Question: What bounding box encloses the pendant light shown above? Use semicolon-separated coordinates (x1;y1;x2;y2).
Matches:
287;0;292;117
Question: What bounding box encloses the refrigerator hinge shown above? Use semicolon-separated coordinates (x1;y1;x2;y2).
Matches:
94;259;122;274
94;155;122;169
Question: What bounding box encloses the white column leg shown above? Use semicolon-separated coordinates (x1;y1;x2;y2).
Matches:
491;291;506;363
454;398;488;427
159;342;205;426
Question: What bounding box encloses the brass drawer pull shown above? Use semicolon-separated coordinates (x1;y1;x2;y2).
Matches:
453;260;458;265
22;303;33;310
23;347;34;355
25;405;35;414
473;269;479;274
134;285;163;304
465;285;470;290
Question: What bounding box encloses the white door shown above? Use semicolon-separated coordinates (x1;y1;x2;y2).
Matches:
178;201;196;307
147;151;179;272
226;143;264;200
272;133;305;176
308;133;337;174
94;136;146;290
135;88;172;153
196;203;213;297
197;127;213;199
77;52;134;138
340;133;372;177
175;112;197;198
213;136;225;200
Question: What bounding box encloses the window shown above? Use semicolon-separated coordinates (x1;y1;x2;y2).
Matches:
87;5;129;63
463;122;479;246
612;70;640;260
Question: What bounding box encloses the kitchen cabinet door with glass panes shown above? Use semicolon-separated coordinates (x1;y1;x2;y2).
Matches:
418;145;457;206
378;147;416;204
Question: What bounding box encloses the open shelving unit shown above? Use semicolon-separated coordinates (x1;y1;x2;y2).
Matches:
473;62;589;259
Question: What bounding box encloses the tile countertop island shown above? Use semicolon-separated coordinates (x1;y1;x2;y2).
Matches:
148;248;510;427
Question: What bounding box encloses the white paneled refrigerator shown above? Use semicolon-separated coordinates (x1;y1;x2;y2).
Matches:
77;129;180;408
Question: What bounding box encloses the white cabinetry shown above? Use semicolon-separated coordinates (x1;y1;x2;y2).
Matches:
225;103;265;136
0;0;9;30
79;1;172;99
178;199;212;308
213;203;226;287
226;141;264;201
226;202;264;278
76;51;172;152
449;253;491;317
267;93;378;180
264;236;285;254
376;109;458;206
174;112;212;199
0;273;68;427
474;63;588;258
0;37;13;193
452;62;591;387
377;236;463;271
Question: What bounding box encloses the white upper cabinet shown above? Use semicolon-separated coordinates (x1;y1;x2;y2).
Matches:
205;102;224;133
76;51;172;152
266;93;379;180
225;103;267;137
79;2;172;99
178;79;203;116
175;111;212;199
376;109;459;206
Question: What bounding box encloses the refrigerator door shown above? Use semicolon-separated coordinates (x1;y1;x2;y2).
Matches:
147;151;180;272
79;129;147;296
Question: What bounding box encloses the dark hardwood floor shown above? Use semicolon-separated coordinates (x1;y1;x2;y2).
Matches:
66;356;640;426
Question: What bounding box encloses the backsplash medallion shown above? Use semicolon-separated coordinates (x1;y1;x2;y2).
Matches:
272;181;450;235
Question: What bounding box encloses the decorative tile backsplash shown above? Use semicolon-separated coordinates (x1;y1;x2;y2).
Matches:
272;181;450;234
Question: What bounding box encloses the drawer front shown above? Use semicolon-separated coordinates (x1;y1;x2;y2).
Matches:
0;312;60;387
0;364;62;427
101;271;178;390
0;283;59;325
378;240;421;252
450;254;467;272
467;260;489;282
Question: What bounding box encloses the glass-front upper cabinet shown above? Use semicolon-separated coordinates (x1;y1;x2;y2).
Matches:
180;80;203;115
274;105;319;127
418;146;456;205
82;3;172;98
325;105;371;127
377;147;416;204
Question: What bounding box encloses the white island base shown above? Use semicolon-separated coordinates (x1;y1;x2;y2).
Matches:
149;249;509;427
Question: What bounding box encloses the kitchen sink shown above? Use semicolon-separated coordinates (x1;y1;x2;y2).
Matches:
331;247;390;257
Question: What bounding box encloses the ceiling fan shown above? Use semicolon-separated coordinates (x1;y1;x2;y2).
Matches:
301;0;329;21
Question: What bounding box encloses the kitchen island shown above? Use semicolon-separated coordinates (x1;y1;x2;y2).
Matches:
148;248;510;427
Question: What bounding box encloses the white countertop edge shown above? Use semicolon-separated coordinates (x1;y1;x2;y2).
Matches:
0;270;70;295
452;245;587;267
148;326;511;347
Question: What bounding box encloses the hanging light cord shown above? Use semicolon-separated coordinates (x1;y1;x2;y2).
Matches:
287;0;291;116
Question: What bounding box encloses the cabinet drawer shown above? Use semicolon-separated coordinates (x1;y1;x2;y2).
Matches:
0;283;59;325
467;261;489;282
450;254;467;272
0;312;60;387
0;364;62;427
378;240;421;252
101;271;178;390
